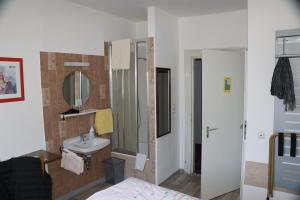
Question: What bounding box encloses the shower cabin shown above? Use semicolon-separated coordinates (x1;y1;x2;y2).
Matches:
108;39;149;157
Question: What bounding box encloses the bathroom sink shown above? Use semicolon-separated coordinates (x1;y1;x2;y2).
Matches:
63;136;110;155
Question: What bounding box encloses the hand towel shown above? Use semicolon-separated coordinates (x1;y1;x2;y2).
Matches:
66;153;84;175
95;109;113;135
111;39;131;70
135;153;147;171
61;149;84;175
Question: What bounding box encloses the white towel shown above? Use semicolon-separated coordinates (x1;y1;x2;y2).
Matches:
61;149;84;175
111;39;131;70
135;153;147;171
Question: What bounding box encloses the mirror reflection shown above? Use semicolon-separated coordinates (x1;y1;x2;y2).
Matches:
63;71;90;107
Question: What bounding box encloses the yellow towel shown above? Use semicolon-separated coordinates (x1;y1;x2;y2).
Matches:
95;109;113;135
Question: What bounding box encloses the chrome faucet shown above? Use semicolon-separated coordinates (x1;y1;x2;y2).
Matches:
80;133;86;142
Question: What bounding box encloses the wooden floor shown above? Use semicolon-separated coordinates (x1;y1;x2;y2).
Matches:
72;171;239;200
212;189;240;200
160;170;201;198
160;170;240;200
70;183;111;200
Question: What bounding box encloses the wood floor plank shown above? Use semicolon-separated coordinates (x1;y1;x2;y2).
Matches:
71;184;111;200
160;171;201;198
160;170;239;200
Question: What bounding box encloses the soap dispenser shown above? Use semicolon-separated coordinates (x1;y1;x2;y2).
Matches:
89;126;95;140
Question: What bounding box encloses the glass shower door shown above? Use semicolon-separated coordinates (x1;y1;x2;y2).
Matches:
110;40;149;157
112;43;138;155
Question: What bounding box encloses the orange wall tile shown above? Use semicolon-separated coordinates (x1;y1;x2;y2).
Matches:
40;52;111;198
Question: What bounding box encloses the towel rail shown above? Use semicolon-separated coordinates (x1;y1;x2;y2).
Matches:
267;132;300;200
275;54;300;58
275;33;300;58
60;146;92;170
39;155;45;176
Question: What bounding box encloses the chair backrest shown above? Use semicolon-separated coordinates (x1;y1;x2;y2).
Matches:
274;133;300;194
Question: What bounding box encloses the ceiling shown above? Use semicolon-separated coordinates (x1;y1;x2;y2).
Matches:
68;0;247;22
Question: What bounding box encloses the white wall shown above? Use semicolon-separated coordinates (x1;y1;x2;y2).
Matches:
243;0;300;199
179;10;248;50
148;7;180;184
0;0;135;161
178;10;248;169
246;0;300;164
135;21;148;39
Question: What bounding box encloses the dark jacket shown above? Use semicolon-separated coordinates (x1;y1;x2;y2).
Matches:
0;157;52;200
271;57;296;111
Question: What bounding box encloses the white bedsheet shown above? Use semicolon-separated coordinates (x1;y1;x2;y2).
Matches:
87;177;199;200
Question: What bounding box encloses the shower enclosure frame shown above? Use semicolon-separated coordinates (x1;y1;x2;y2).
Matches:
107;39;150;157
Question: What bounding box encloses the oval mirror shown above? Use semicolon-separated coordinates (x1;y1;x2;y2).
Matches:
63;71;90;107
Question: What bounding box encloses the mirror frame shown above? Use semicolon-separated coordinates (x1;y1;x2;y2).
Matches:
156;67;171;138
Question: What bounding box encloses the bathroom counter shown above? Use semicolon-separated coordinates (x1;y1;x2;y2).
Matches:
23;150;61;164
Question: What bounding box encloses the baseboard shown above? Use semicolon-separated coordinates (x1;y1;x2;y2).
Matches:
56;178;105;200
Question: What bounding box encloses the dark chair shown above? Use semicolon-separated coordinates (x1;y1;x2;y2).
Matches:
0;157;52;200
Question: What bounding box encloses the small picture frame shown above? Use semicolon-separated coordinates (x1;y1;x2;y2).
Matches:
224;76;232;93
0;57;25;103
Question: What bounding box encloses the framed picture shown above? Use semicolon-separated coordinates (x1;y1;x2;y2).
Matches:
224;76;232;93
0;57;24;103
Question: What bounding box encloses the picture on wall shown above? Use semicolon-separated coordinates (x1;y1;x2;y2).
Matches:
224;76;232;93
0;57;24;103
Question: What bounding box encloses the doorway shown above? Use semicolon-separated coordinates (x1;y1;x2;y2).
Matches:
185;49;246;200
193;58;202;174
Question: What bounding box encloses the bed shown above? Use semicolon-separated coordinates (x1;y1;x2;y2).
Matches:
87;177;199;200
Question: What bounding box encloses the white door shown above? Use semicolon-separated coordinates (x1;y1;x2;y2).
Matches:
201;49;244;200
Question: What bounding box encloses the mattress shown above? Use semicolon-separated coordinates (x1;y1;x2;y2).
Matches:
87;177;199;200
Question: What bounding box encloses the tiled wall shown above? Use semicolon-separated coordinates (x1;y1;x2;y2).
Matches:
40;52;111;198
244;161;300;196
107;38;156;184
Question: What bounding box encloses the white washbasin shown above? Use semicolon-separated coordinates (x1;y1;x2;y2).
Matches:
63;136;110;155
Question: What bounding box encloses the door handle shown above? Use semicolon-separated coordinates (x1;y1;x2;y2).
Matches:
206;126;218;138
